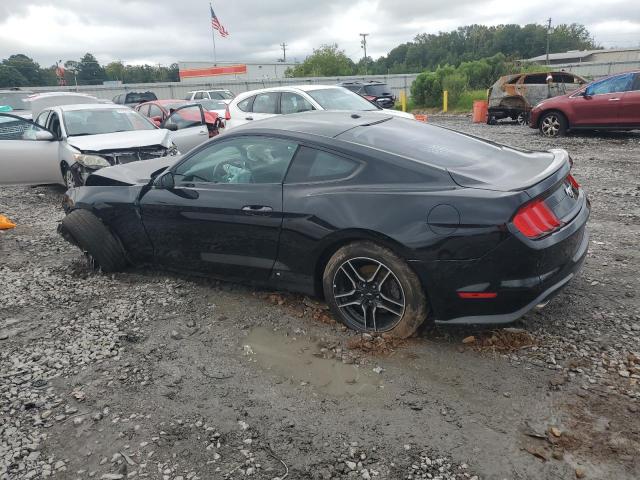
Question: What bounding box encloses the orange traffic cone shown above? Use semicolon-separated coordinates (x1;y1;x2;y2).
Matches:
0;215;16;230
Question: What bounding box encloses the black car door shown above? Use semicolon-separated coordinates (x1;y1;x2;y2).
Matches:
139;135;299;281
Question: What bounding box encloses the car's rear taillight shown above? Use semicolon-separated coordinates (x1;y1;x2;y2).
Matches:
567;173;580;191
513;198;561;239
225;104;231;121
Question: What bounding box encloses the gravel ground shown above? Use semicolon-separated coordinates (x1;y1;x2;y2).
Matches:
1;117;638;480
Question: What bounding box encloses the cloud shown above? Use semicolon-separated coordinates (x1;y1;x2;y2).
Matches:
0;0;638;67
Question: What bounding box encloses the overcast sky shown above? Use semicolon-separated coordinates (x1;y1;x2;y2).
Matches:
1;0;639;67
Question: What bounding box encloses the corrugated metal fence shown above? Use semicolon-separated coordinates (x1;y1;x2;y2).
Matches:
29;74;420;101
547;60;640;79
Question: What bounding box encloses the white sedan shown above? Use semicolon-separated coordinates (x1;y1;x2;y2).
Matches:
224;85;415;130
0;103;211;187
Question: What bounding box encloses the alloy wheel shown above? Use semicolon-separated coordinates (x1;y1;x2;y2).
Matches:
541;115;561;137
332;257;406;332
517;113;528;126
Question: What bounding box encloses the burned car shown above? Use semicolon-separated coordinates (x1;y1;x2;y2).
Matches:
487;72;587;125
59;111;589;338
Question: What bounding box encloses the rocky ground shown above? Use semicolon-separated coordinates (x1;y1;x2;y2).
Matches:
1;117;638;480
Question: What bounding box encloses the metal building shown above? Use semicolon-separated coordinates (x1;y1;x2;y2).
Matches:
178;61;298;83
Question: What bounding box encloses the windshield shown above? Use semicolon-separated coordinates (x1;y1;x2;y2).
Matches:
363;84;392;96
63;108;156;136
307;88;380;111
0;92;30;110
198;99;227;110
125;92;157;103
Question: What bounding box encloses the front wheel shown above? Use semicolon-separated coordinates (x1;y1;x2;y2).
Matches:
539;112;567;137
322;241;428;338
516;112;529;126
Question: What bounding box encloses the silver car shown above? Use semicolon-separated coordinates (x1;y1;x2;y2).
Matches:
0;104;180;187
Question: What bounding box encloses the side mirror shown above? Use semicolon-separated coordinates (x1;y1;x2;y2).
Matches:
163;123;179;131
157;171;175;189
583;87;593;98
35;130;55;141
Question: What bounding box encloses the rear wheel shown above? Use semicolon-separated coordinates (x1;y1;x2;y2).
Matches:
516;112;529;126
59;209;126;272
539;112;567;137
322;241;428;338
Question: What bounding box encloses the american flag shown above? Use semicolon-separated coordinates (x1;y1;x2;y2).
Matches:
210;4;229;37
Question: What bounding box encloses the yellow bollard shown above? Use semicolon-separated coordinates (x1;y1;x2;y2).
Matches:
443;90;448;113
0;215;16;230
400;91;407;112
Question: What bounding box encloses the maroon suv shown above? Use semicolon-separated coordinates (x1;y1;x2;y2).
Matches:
529;71;640;137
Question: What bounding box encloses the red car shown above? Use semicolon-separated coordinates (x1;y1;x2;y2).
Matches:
135;99;223;136
529;71;640;137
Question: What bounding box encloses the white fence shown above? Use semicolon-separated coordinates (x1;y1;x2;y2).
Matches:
29;74;420;101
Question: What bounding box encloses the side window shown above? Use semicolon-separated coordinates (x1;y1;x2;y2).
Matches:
590;74;634;95
165;105;203;129
252;92;279;114
137;104;150;117
237;96;253;112
174;136;298;184
35;111;49;127
47;112;62;138
194;92;204;100
280;92;314;114
148;105;164;118
523;74;548;84
0;114;52;141
285;146;359;183
210;92;224;99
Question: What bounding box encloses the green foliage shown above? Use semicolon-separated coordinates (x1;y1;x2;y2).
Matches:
370;23;598;75
2;54;42;85
77;53;107;85
442;73;468;107
453;89;488;111
0;65;28;88
286;44;356;77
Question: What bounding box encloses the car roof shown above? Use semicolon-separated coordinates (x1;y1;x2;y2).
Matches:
234;85;346;100
55;103;131;112
147;99;186;105
189;89;231;93
231;110;394;138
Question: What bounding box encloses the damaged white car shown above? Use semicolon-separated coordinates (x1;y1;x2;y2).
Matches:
0;103;182;187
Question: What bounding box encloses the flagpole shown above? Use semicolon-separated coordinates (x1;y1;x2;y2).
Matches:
209;3;217;65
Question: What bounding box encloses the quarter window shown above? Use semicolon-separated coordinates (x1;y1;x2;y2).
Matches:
280;92;314;114
237;96;253;112
252;92;279;114
285;146;359;183
174;136;298;184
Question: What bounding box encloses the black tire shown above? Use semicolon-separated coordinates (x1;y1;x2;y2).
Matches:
516;112;529;126
539;111;568;137
322;241;429;338
59;209;126;272
486;115;497;125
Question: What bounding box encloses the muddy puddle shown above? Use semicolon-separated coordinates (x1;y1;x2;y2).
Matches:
244;327;384;396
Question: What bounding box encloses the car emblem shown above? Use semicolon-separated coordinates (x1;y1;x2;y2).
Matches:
565;184;575;199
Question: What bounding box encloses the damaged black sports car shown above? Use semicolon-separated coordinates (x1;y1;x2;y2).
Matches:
59;111;590;337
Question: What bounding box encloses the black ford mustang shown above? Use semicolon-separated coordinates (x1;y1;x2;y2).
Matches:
59;111;589;338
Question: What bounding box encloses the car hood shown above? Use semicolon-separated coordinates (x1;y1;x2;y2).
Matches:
87;155;180;186
67;129;172;152
379;109;414;119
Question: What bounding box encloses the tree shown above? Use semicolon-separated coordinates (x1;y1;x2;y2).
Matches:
105;61;126;82
76;53;106;85
286;44;355;77
1;54;42;85
0;65;28;88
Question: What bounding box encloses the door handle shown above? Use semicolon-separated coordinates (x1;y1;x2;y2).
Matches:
609;98;620;101
245;116;254;121
242;205;272;214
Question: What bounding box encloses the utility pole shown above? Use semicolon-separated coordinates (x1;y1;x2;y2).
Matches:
360;33;369;74
280;42;287;62
546;18;552;65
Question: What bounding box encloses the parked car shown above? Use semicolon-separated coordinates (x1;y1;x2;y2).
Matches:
488;72;587;125
224;85;414;130
338;80;396;108
0;88;34;119
194;98;229;118
58;111;589;338
185;89;234;101
529;70;640;137
135;99;224;136
113;91;158;107
0;104;179;187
